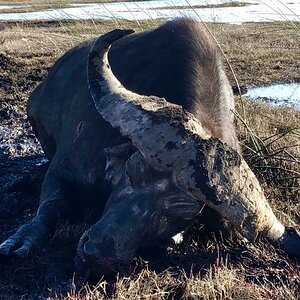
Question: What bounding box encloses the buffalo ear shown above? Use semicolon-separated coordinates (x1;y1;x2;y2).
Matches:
104;142;133;186
125;151;156;188
104;143;158;188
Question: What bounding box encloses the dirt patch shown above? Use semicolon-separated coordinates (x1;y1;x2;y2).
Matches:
0;20;299;299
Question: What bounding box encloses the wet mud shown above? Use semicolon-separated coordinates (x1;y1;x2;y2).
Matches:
0;50;77;298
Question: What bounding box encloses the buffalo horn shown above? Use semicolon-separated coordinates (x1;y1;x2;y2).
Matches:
87;29;290;246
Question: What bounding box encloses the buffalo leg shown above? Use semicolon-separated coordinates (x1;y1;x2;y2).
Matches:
0;163;71;257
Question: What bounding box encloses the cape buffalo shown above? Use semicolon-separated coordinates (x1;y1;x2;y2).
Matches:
0;18;299;276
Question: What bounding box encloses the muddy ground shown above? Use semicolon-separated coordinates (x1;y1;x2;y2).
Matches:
0;20;299;299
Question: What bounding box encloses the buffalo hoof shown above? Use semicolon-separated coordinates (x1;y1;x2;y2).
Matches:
0;220;46;257
277;227;300;258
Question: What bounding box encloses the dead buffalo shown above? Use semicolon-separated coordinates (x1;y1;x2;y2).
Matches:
0;18;299;276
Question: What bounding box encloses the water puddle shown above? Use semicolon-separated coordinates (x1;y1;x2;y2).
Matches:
244;83;300;109
0;0;299;23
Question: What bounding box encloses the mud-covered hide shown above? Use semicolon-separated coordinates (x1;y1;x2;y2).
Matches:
77;142;202;275
85;26;300;268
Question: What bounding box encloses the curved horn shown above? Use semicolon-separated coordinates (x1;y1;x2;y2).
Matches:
87;29;300;255
88;29;211;171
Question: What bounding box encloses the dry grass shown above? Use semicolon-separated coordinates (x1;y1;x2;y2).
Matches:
55;256;299;300
1;19;299;83
0;4;71;14
0;19;299;299
150;2;252;11
0;0;256;15
0;0;146;13
58;267;267;300
235;100;300;227
0;0;139;6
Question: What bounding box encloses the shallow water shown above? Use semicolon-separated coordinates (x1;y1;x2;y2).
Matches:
0;0;299;23
244;83;300;109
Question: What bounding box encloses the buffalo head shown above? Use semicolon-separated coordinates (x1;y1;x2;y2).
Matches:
77;28;300;275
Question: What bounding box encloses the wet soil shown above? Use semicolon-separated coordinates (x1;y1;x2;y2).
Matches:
0;45;68;298
0;37;82;297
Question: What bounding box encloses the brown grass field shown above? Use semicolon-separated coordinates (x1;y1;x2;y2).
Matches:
0;0;250;13
0;15;299;300
0;0;144;13
0;0;131;4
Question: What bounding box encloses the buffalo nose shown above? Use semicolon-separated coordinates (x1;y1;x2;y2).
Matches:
77;231;98;266
83;237;97;258
77;231;122;276
80;233;100;263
